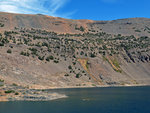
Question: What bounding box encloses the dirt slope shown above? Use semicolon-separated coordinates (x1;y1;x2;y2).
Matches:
0;12;150;89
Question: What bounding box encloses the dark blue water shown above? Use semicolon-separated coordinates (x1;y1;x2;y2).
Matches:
0;86;150;113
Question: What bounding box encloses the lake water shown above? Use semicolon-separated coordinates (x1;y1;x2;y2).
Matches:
0;86;150;113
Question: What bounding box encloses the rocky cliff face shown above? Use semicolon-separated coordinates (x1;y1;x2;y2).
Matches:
0;12;150;89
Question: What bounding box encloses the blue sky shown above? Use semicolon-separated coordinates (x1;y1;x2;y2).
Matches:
0;0;149;20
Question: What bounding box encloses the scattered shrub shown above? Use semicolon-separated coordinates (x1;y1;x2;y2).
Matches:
15;92;19;95
7;49;12;54
68;65;72;70
64;74;69;77
5;90;15;94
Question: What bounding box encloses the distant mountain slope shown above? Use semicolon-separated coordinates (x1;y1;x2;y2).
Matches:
1;12;150;36
0;12;150;89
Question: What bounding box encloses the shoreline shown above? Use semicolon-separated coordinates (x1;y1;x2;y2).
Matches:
35;84;150;90
0;84;149;102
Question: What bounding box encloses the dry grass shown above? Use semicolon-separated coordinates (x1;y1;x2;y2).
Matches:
78;58;102;85
104;56;122;73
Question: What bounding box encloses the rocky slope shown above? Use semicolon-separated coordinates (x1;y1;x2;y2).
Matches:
0;12;150;90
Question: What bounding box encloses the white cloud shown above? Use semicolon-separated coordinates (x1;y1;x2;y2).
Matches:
0;0;72;18
0;5;19;13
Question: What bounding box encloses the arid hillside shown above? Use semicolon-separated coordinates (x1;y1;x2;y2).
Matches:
0;12;150;89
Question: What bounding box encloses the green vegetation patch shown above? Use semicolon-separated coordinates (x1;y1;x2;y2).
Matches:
135;29;141;32
75;25;85;32
103;56;122;73
46;55;54;61
0;79;4;82
5;90;15;94
0;23;4;27
7;49;12;54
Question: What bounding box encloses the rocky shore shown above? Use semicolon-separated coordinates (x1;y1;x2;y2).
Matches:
1;82;149;102
0;84;67;102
